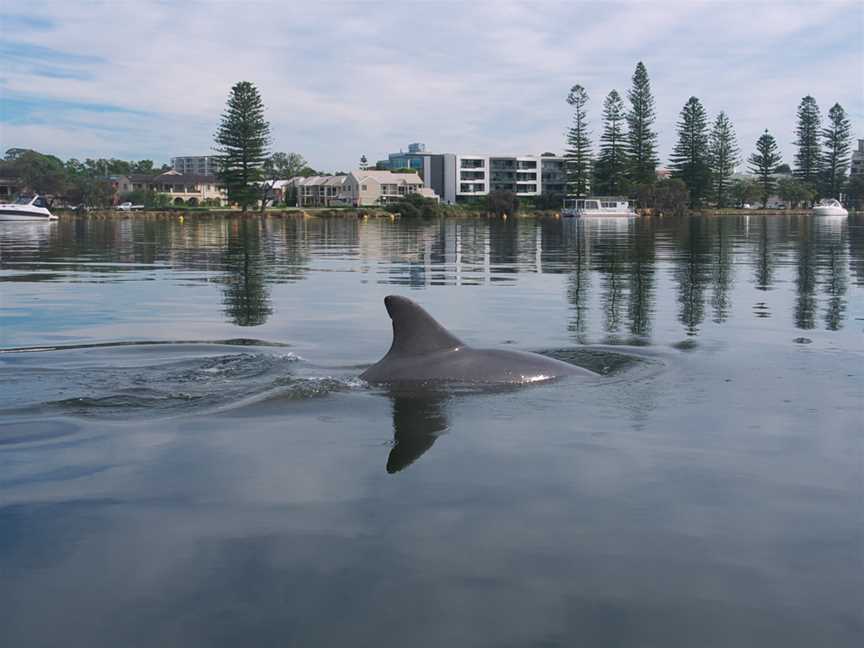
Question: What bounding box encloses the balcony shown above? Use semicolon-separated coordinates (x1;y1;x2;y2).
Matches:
460;159;485;169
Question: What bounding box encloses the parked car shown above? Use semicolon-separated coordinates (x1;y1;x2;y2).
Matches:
116;202;144;211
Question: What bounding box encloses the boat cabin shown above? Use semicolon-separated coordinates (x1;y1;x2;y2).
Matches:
561;196;635;217
563;197;630;211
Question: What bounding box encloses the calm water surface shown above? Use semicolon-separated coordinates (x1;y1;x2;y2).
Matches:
1;213;862;646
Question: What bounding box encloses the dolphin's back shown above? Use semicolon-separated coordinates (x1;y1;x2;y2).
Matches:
361;295;592;384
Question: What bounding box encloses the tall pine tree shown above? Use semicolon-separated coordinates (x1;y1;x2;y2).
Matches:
625;61;659;186
793;95;821;186
748;129;782;208
820;103;851;199
594;90;629;196
565;85;592;197
214;81;271;211
708;111;740;208
670;97;711;207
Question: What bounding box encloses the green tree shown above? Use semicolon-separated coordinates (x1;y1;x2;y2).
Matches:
564;84;592;197
130;160;155;174
708;111;740;207
845;174;864;211
267;152;308;179
730;178;760;207
793;95;822;186
670;97;711;207
653;178;690;215
748;129;782;208
820;103;851;199
486;190;519;217
594;89;629;196
777;177;816;209
625;61;659;185
214;81;271;211
1;149;66;195
66;175;115;208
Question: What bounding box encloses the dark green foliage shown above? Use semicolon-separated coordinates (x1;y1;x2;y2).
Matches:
820;103;851;199
65;176;115;208
793;95;821;185
0;149;66;195
214;81;271;211
643;178;689;215
748;129;783;208
486;190;519;217
222;220;272;326
777;178;816;208
390;167;418;174
527;192;565;210
564;85;592;197
384;192;444;218
670;97;711;207
708;111;740;207
845;174;864;210
774;163;792;174
594;90;629;196
626;62;659;185
730;178;760;207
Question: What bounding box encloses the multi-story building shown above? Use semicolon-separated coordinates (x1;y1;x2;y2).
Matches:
118;170;227;205
379;143;566;203
851;139;864;177
378;144;457;203
171;155;220;176
456;154;567;199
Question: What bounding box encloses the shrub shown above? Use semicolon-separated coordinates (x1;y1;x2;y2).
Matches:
485;190;519;217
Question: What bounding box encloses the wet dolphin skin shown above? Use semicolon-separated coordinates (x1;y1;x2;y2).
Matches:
360;295;592;384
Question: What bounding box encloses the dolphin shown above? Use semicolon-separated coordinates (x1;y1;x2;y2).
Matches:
360;295;594;384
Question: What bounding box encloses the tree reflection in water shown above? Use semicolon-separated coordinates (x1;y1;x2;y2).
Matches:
221;219;273;326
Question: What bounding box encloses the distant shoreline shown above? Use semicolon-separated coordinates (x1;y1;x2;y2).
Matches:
53;207;849;220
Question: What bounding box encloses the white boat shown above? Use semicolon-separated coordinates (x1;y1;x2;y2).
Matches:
562;196;636;218
812;199;848;217
0;195;58;221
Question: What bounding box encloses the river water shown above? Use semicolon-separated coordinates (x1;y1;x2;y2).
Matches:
1;213;862;646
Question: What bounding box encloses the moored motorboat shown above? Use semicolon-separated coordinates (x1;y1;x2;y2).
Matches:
812;199;848;217
562;196;636;218
0;195;58;221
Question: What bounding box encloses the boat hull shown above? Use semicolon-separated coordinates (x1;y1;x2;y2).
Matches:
812;207;848;217
562;210;636;218
0;212;58;222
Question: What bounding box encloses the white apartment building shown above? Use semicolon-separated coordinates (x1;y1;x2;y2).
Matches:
171;155;220;176
456;154;567;199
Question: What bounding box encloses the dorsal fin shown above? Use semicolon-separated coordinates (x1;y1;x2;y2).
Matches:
384;295;464;356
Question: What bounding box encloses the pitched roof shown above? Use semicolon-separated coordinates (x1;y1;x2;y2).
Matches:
351;170;423;185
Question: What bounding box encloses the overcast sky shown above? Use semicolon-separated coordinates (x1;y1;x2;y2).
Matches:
1;0;862;172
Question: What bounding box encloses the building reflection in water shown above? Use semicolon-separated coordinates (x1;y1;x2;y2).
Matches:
2;211;860;337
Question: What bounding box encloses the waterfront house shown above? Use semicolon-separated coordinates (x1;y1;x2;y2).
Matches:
294;175;350;207
344;170;436;206
118;171;227;206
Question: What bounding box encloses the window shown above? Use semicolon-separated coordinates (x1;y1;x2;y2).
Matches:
361;185;367;191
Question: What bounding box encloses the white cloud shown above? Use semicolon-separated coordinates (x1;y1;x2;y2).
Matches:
0;0;861;169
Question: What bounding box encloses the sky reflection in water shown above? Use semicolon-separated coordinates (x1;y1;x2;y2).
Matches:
0;214;862;647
